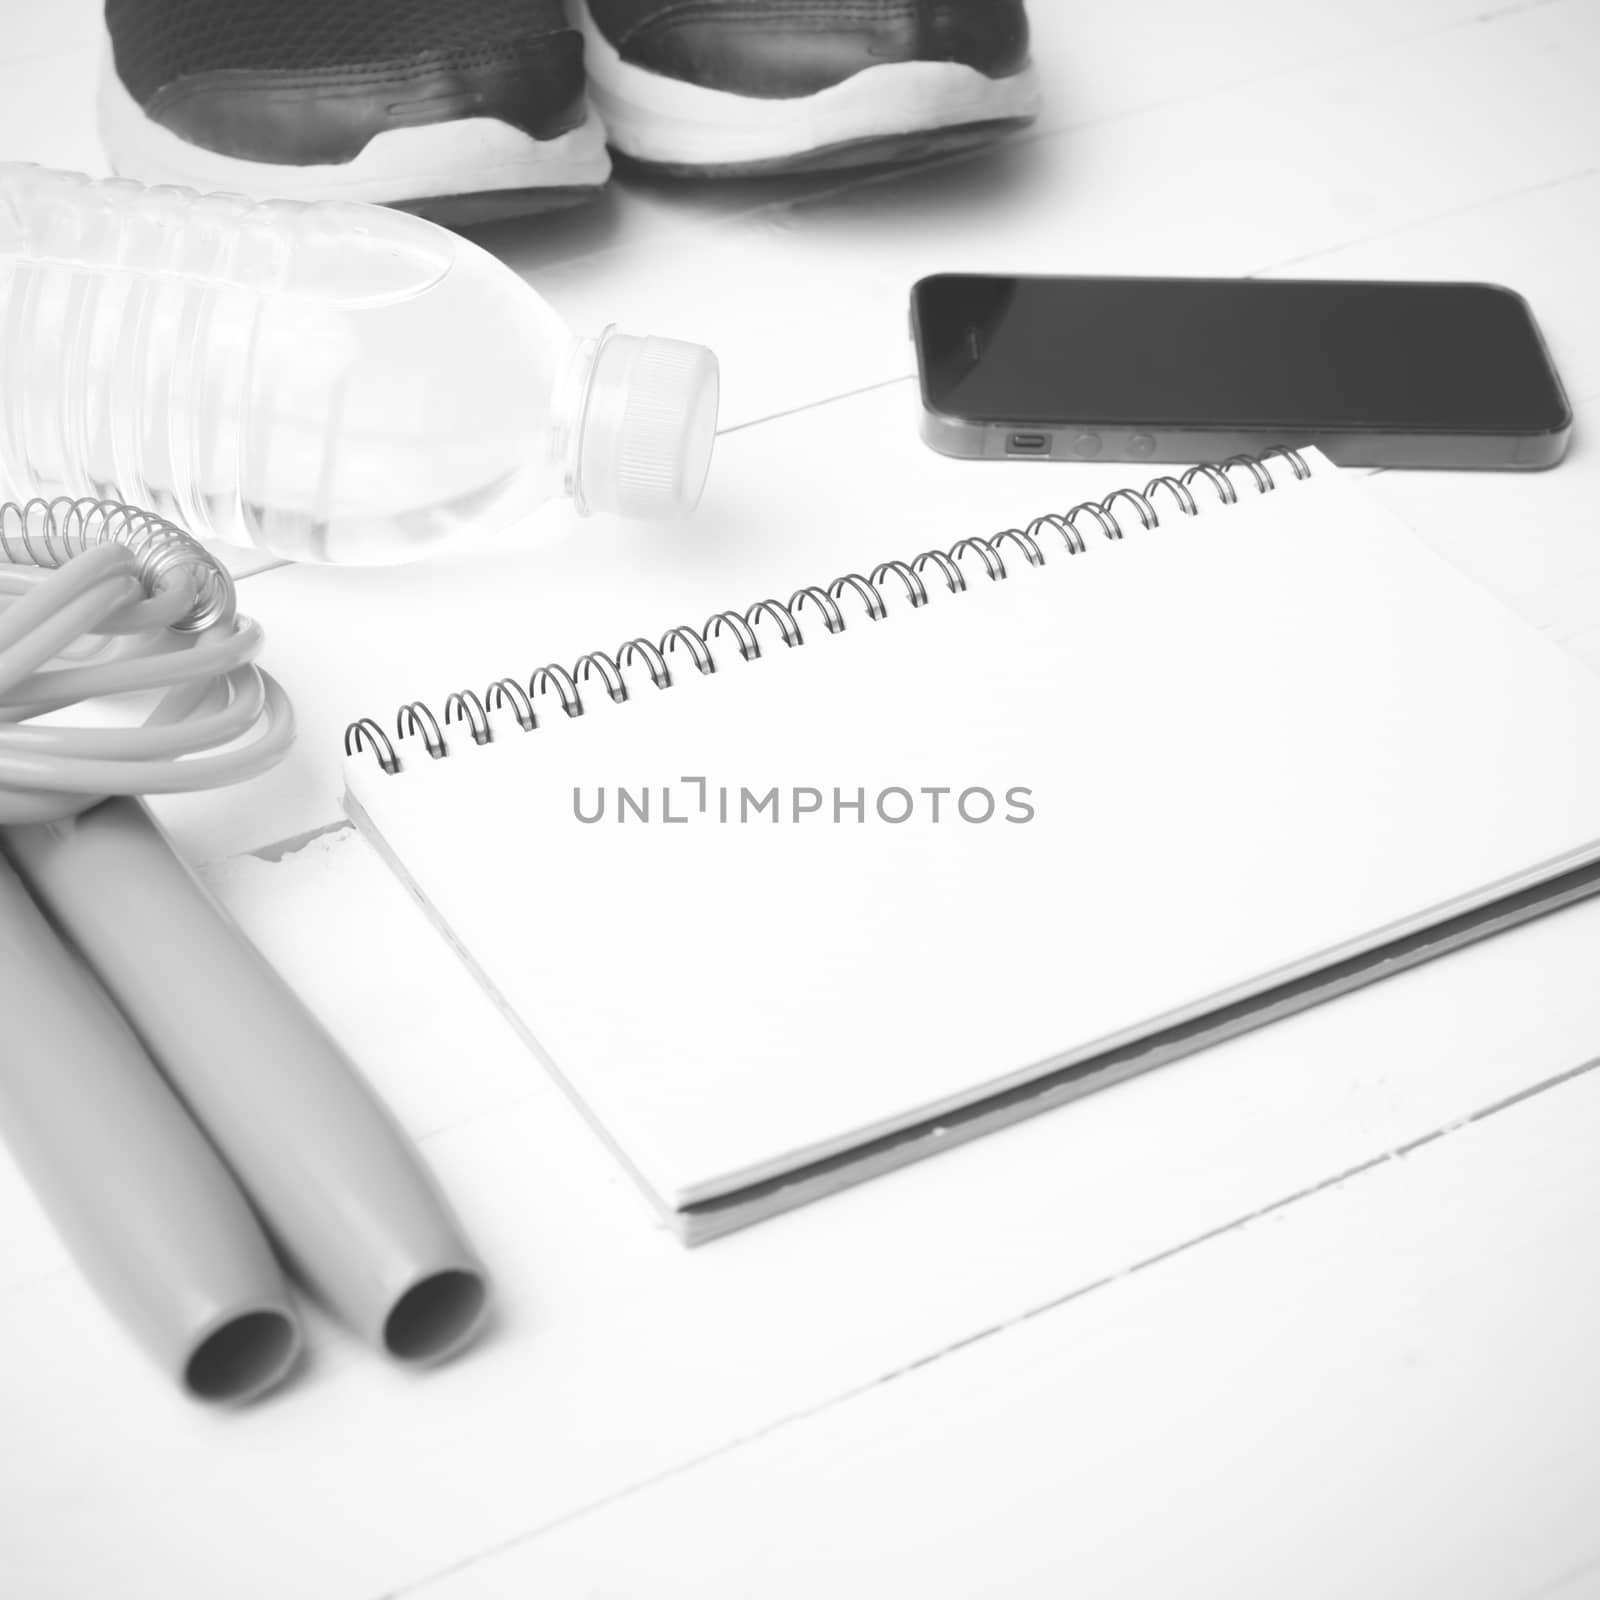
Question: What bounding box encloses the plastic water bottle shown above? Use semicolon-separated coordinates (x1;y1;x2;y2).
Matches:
0;164;719;565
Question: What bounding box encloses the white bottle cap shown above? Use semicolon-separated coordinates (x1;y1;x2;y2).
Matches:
575;334;720;518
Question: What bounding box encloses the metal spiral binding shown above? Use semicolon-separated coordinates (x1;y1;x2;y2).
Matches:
344;448;1311;775
0;495;235;632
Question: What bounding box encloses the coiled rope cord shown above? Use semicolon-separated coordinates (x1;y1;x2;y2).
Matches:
0;499;293;825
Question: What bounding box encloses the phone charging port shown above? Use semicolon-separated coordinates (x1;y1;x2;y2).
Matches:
1007;432;1051;456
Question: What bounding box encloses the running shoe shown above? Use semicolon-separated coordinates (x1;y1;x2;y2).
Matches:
99;0;611;222
573;0;1041;178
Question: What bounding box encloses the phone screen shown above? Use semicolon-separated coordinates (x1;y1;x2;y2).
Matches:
912;274;1569;436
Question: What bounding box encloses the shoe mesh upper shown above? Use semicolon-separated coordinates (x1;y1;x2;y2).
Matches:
586;0;1023;45
107;0;574;100
583;0;1031;94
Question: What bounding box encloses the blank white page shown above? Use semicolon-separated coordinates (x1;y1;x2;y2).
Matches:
345;457;1600;1216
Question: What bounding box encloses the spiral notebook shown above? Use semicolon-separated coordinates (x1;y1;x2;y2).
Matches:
342;449;1600;1241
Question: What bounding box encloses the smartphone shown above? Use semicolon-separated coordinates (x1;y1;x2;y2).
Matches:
910;273;1572;469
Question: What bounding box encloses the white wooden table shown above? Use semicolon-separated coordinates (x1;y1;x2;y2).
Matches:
4;3;1600;1596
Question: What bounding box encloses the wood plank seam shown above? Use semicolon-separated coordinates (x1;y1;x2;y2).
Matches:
387;1049;1600;1596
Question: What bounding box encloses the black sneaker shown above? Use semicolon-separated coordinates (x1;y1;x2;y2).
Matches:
99;0;611;223
573;0;1040;177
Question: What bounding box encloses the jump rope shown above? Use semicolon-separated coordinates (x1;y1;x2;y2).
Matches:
0;498;487;1402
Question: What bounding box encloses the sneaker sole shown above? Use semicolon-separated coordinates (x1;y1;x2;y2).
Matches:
96;50;613;211
389;185;603;226
610;117;1038;180
572;2;1042;174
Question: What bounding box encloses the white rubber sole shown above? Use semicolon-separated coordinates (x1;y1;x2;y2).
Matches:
572;1;1042;171
96;51;612;205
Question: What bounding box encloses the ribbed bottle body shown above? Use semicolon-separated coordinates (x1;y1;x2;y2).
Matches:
0;165;574;563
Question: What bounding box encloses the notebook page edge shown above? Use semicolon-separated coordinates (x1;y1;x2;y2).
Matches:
668;834;1600;1210
677;854;1600;1241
